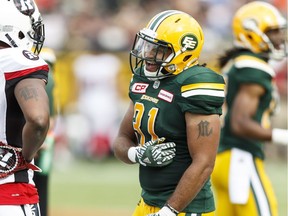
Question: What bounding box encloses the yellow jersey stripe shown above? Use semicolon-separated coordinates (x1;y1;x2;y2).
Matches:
182;89;225;98
181;83;225;92
235;55;275;77
235;55;266;64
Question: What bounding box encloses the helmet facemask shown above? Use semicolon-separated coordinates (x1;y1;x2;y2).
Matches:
130;30;175;80
29;16;45;54
264;27;287;60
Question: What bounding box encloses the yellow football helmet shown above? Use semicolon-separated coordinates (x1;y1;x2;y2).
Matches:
130;10;204;79
233;1;287;60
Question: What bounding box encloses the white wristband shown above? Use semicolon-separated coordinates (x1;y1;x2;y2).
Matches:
158;206;178;216
272;128;288;146
128;147;137;163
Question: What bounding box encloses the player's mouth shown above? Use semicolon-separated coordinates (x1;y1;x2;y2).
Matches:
145;62;159;72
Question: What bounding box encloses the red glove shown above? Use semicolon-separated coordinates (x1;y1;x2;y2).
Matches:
0;142;41;179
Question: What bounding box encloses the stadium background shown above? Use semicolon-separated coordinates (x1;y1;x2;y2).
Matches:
35;0;287;215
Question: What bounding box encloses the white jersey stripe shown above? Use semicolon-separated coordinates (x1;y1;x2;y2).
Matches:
251;161;272;216
182;89;225;98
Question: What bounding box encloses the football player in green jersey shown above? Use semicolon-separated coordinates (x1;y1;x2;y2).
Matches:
211;2;287;216
113;10;225;216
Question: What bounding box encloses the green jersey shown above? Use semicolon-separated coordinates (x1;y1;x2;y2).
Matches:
46;71;55;116
219;51;279;159
129;65;225;213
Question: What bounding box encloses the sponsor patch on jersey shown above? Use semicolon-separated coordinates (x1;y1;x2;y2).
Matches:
158;89;173;102
131;83;149;94
22;50;39;61
141;95;159;103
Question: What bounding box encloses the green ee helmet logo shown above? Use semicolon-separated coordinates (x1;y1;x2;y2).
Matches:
180;34;198;51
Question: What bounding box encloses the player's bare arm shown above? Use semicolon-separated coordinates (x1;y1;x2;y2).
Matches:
15;78;50;162
166;112;221;211
113;101;137;164
231;83;272;141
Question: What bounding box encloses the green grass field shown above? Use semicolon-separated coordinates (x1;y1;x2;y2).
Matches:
49;157;140;216
49;156;287;216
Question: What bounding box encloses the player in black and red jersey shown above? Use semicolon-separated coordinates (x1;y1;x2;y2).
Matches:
0;0;49;215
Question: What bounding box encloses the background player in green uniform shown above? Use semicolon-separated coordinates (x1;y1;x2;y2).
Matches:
211;2;287;216
34;47;57;216
113;10;225;216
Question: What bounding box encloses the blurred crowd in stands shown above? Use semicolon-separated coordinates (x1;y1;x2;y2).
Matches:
34;0;287;162
38;0;285;52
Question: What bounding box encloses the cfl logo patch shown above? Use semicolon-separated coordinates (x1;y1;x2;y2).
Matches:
181;34;198;51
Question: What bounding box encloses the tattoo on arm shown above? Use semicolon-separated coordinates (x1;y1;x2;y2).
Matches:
197;120;212;138
19;86;39;101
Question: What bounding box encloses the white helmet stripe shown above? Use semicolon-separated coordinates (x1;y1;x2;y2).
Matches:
147;10;183;32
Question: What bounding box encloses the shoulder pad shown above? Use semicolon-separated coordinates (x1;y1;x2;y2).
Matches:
235;55;275;77
180;67;225;99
